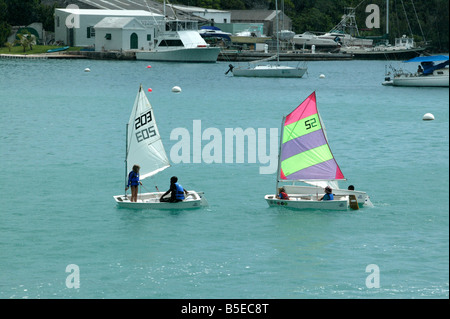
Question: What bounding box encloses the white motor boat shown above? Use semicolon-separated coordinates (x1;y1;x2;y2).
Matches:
293;32;340;49
135;20;220;63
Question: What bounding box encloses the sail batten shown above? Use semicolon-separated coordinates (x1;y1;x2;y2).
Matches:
279;92;344;181
126;85;170;181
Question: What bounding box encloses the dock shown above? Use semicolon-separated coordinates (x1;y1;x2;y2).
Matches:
1;50;354;62
218;50;354;62
0;53;88;59
0;51;133;60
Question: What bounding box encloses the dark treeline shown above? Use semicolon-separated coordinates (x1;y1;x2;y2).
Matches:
179;0;449;51
0;0;55;46
1;0;448;51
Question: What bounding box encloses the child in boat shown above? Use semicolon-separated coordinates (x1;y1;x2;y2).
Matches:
160;176;188;203
278;187;290;200
320;186;334;201
125;164;142;202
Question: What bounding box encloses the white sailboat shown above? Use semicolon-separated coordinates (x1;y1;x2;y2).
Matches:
226;0;307;78
383;55;449;87
339;0;426;60
113;85;208;209
264;92;371;210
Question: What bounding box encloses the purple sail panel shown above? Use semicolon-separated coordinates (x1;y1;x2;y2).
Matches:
284;159;340;180
281;129;327;162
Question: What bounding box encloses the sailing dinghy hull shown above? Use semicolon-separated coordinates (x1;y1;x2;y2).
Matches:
264;195;349;210
280;185;369;208
114;191;207;210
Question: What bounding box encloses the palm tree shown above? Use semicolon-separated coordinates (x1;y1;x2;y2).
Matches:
4;41;13;52
16;30;36;52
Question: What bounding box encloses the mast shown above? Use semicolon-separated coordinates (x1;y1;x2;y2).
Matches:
125;123;129;190
275;115;286;195
275;0;280;64
386;0;389;37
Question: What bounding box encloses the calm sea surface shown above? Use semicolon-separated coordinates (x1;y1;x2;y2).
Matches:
0;56;448;299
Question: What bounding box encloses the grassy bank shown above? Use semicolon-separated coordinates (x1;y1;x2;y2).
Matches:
0;45;82;55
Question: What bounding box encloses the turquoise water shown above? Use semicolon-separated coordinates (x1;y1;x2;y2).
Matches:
0;57;448;299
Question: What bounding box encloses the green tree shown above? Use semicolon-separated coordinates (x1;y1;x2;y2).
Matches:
220;0;245;10
38;2;57;32
0;0;11;47
16;30;36;52
5;0;40;26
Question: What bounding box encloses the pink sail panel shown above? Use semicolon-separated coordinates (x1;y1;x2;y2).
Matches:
284;92;318;126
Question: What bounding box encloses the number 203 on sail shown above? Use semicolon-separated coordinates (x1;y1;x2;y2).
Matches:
135;110;157;143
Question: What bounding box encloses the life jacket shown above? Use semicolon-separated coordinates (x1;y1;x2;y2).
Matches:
323;193;334;201
128;171;139;186
278;192;288;200
174;183;185;200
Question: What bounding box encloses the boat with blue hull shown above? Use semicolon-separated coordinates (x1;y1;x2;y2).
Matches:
47;46;70;53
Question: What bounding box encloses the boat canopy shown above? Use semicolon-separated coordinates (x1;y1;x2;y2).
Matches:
404;55;449;75
201;26;221;31
403;55;449;63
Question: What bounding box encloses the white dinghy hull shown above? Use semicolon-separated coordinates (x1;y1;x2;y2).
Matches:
281;185;370;208
264;195;349;210
114;191;208;210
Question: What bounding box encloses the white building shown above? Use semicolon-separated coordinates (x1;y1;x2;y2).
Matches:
94;17;152;51
169;4;231;24
54;9;163;47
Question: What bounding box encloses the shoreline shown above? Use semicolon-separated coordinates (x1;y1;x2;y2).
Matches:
0;50;352;61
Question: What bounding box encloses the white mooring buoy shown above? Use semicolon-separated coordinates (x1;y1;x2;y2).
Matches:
422;113;435;121
84;68;90;72
172;86;182;93
319;74;326;79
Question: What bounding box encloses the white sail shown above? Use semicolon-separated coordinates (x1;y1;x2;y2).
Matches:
126;85;170;180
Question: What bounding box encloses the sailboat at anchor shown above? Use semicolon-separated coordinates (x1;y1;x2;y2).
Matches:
113;85;208;209
226;0;307;78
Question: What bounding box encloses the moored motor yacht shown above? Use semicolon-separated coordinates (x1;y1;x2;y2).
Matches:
135;20;220;63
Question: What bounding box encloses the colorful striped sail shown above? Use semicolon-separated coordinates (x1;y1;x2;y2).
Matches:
279;92;344;181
